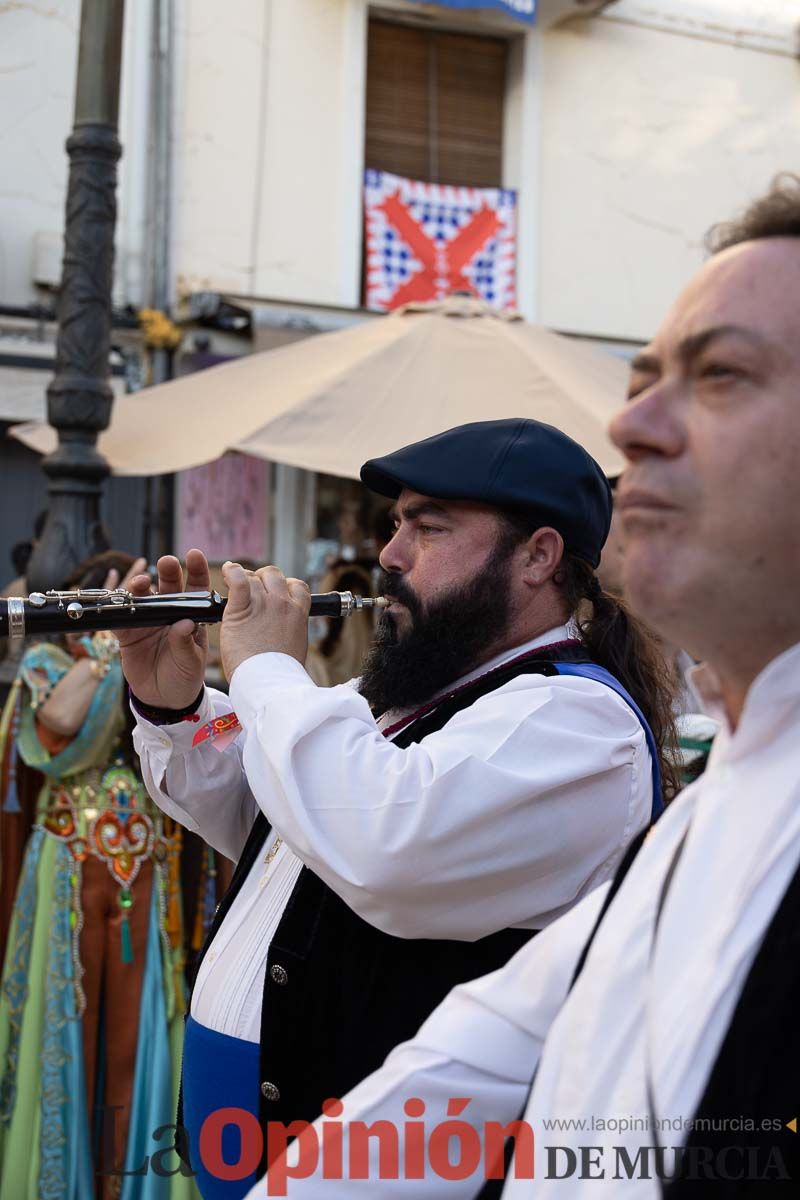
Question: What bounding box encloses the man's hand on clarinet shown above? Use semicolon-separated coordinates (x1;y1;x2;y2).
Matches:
117;548;210;709
221;562;311;681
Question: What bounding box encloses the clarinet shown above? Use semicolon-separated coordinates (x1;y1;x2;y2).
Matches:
1;589;388;643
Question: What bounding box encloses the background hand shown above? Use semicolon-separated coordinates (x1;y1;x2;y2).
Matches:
101;556;147;593
119;556;148;592
116;548;210;708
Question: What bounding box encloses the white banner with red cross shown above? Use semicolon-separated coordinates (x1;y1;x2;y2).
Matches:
364;169;517;312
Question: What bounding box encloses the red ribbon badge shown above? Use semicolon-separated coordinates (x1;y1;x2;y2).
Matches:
191;712;242;752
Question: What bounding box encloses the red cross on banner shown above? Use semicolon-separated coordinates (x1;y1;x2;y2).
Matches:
377;191;502;308
365;170;517;312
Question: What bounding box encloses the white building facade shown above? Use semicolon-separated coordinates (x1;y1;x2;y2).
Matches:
3;1;798;328
1;0;798;570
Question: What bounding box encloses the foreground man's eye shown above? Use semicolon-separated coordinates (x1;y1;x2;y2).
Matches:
698;362;744;381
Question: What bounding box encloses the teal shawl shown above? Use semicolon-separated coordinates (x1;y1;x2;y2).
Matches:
16;643;123;778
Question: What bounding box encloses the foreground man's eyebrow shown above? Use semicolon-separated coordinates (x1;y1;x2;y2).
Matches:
677;324;770;364
629;325;770;382
630;351;661;376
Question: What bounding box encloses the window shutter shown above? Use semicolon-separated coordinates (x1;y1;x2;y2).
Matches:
365;19;507;189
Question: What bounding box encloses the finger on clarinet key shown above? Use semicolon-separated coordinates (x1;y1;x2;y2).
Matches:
221;562;251;615
286;578;311;610
256;564;289;598
128;573;152;597
156;555;184;595
185;547;211;592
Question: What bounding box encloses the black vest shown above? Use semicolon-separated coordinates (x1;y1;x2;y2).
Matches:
572;832;800;1197
182;644;595;1169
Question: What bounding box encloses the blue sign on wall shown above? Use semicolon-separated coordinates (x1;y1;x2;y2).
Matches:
404;1;536;26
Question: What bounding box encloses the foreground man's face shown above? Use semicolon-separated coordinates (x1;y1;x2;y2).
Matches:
610;238;800;668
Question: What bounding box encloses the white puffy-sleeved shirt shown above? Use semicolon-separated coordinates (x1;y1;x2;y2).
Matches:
132;625;653;1043
243;641;800;1198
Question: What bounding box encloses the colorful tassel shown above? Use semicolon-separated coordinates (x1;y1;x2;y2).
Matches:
120;915;134;964
4;756;20;813
191;849;208;952
2;687;22;813
202;848;218;937
165;819;184;951
118;888;134;964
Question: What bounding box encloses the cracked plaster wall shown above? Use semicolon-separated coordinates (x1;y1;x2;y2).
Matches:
2;0;369;313
538;10;800;339
131;0;800;332
172;0;366;306
0;0;153;309
169;0;268;301
604;1;800;55
0;0;79;307
4;0;799;343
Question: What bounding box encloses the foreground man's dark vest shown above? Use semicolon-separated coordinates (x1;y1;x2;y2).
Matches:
180;643;607;1167
570;830;800;1198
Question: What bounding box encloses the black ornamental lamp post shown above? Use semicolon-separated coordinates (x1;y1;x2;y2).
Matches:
27;0;126;592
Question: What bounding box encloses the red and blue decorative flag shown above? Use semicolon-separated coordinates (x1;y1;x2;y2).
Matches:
364;169;517;312
403;0;536;24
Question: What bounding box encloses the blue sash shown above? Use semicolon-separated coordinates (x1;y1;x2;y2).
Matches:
182;1016;261;1199
554;661;663;819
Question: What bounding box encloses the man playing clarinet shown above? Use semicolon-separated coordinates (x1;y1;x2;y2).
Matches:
119;418;675;1199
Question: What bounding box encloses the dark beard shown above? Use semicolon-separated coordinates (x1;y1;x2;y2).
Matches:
358;545;516;716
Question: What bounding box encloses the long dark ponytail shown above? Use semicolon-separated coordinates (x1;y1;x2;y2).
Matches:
499;512;680;803
556;554;680;801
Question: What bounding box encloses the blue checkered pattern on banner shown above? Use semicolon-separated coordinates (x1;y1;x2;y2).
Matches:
403;0;536;25
364;169;518;312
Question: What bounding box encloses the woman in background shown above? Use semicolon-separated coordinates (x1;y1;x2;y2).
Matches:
0;551;197;1200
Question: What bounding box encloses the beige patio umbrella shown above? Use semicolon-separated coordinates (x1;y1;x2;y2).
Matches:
12;297;627;477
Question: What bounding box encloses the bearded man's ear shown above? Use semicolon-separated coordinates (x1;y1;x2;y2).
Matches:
518;528;565;588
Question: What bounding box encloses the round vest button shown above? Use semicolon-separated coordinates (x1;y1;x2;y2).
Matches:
260;1081;280;1101
270;964;288;986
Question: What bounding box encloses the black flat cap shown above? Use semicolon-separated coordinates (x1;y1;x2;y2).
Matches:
361;418;612;568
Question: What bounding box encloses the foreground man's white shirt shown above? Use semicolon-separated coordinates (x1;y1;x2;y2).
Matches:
132;624;652;1041
243;641;800;1198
